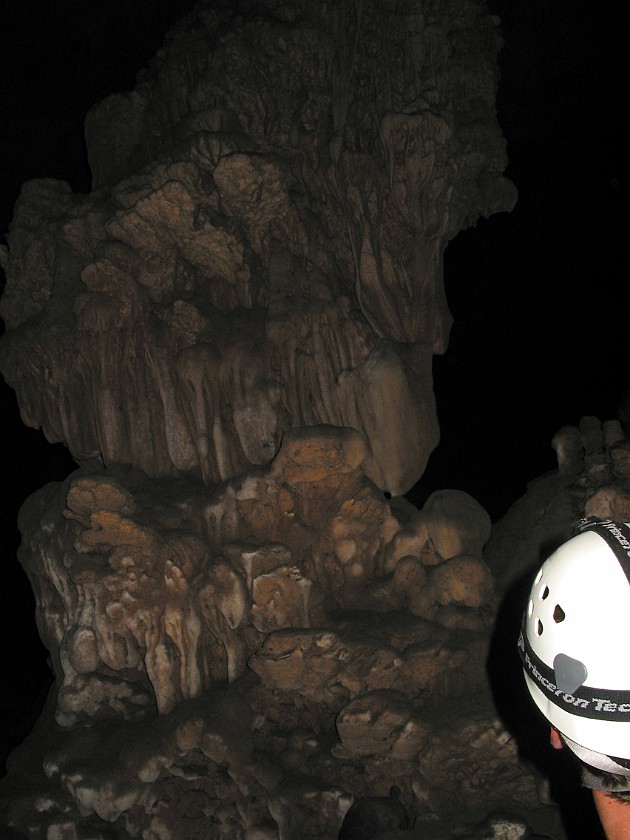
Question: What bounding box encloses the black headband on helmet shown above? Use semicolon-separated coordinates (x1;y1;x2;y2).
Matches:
573;518;630;584
518;619;630;723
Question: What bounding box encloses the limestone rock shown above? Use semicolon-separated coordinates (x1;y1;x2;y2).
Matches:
488;413;630;597
335;691;431;759
251;565;323;634
338;785;410;838
9;428;488;734
428;554;494;610
2;420;544;839
0;1;548;838
2;685;266;838
551;425;584;475
414;702;542;825
423;490;493;560
0;0;515;497
383;489;492;573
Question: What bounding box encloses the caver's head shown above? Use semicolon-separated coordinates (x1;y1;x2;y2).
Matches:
518;519;630;775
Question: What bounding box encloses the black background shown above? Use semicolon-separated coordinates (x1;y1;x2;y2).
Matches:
0;0;624;802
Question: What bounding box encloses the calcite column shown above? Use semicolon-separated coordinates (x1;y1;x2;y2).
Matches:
0;2;540;839
0;0;516;497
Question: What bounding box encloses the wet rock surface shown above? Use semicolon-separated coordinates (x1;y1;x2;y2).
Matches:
0;0;515;497
2;0;623;838
0;424;565;838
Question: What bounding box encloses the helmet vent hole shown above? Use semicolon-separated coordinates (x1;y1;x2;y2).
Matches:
541;586;549;600
553;604;565;623
536;619;544;636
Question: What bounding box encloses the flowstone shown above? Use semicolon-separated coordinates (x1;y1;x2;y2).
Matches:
1;427;547;838
0;1;571;837
0;0;516;496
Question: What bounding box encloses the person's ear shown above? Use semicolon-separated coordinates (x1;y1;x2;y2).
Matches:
550;726;564;750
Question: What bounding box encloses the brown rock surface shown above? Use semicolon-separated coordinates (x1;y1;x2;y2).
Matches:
2;1;594;838
0;0;515;497
1;423;551;838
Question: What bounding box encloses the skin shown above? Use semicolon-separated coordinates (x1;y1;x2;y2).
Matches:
593;790;630;840
550;727;630;840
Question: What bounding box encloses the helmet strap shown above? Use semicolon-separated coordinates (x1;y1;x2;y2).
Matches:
562;734;630;778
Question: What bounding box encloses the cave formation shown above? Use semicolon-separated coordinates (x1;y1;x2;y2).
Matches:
1;1;629;838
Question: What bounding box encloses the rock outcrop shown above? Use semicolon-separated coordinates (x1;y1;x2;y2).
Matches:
1;427;550;839
0;0;515;497
0;1;581;838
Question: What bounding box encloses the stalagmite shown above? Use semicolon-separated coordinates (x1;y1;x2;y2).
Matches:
3;1;601;837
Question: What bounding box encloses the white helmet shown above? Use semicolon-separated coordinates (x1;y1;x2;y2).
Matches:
518;518;630;771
